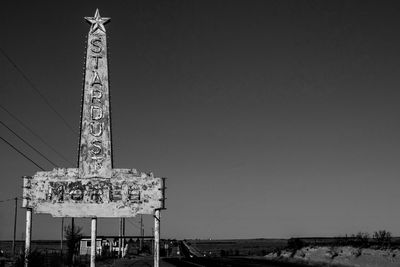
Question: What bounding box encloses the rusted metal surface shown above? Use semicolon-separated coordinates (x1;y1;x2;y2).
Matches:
22;168;164;217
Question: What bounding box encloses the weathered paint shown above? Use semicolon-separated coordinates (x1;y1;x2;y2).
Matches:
21;9;166;220
24;208;32;267
90;218;97;267
22;168;163;217
154;210;160;267
79;9;112;179
22;9;166;267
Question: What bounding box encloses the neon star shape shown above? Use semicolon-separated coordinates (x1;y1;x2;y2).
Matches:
85;9;110;33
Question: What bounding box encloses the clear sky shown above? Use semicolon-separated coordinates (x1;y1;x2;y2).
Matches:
1;0;400;240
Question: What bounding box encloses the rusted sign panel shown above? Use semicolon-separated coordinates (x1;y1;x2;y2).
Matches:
23;168;164;217
79;10;112;179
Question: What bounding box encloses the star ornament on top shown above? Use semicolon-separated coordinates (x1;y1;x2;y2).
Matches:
85;9;110;33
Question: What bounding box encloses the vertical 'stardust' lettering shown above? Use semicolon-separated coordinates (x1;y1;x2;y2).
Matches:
90;140;103;156
91;71;103;86
90;106;103;120
90;122;103;137
92;157;104;170
91;55;102;69
90;38;102;53
91;89;103;103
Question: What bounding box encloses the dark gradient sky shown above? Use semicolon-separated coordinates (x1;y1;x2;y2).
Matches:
1;0;400;240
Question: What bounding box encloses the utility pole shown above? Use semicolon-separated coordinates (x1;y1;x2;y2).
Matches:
71;217;75;264
122;218;125;257
118;218;122;258
12;197;18;256
139;215;143;251
60;218;64;254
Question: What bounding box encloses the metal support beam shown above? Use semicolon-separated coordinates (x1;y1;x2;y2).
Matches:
90;218;97;267
140;215;143;251
24;208;32;267
118;218;122;258
122;218;125;257
12;197;18;256
60;217;64;254
154;210;160;267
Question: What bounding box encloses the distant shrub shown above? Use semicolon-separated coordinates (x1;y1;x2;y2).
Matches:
351;232;370;248
352;248;362;257
48;253;64;267
326;247;338;259
14;250;46;267
332;235;351;247
65;224;82;266
373;230;392;248
228;249;234;256
287;238;305;250
267;247;282;258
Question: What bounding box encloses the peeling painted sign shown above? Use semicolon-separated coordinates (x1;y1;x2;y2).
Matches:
79;11;112;179
22;10;166;218
23;169;164;217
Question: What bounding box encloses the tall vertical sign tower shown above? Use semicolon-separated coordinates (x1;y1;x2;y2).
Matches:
80;9;112;179
22;9;166;267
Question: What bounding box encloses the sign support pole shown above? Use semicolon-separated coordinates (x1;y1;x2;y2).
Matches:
154;209;160;267
60;217;64;254
122;218;125;257
90;218;97;267
140;215;143;251
24;208;32;267
12;197;18;256
118;218;122;258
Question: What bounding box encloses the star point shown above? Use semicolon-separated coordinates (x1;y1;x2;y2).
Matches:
85;8;110;33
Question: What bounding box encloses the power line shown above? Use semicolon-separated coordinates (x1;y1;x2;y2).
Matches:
0;197;18;203
0;135;45;171
0;120;58;168
0;47;77;135
0;197;22;203
0;104;74;165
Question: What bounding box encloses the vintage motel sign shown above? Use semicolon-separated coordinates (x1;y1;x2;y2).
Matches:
22;9;165;217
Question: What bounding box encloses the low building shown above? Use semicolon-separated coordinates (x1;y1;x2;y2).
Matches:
79;238;104;255
79;236;155;257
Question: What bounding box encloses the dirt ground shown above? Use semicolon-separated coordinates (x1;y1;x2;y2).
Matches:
97;257;177;267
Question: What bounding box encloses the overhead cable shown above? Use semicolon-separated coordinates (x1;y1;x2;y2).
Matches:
0;120;58;168
0;47;77;135
0;104;73;165
0;135;45;171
